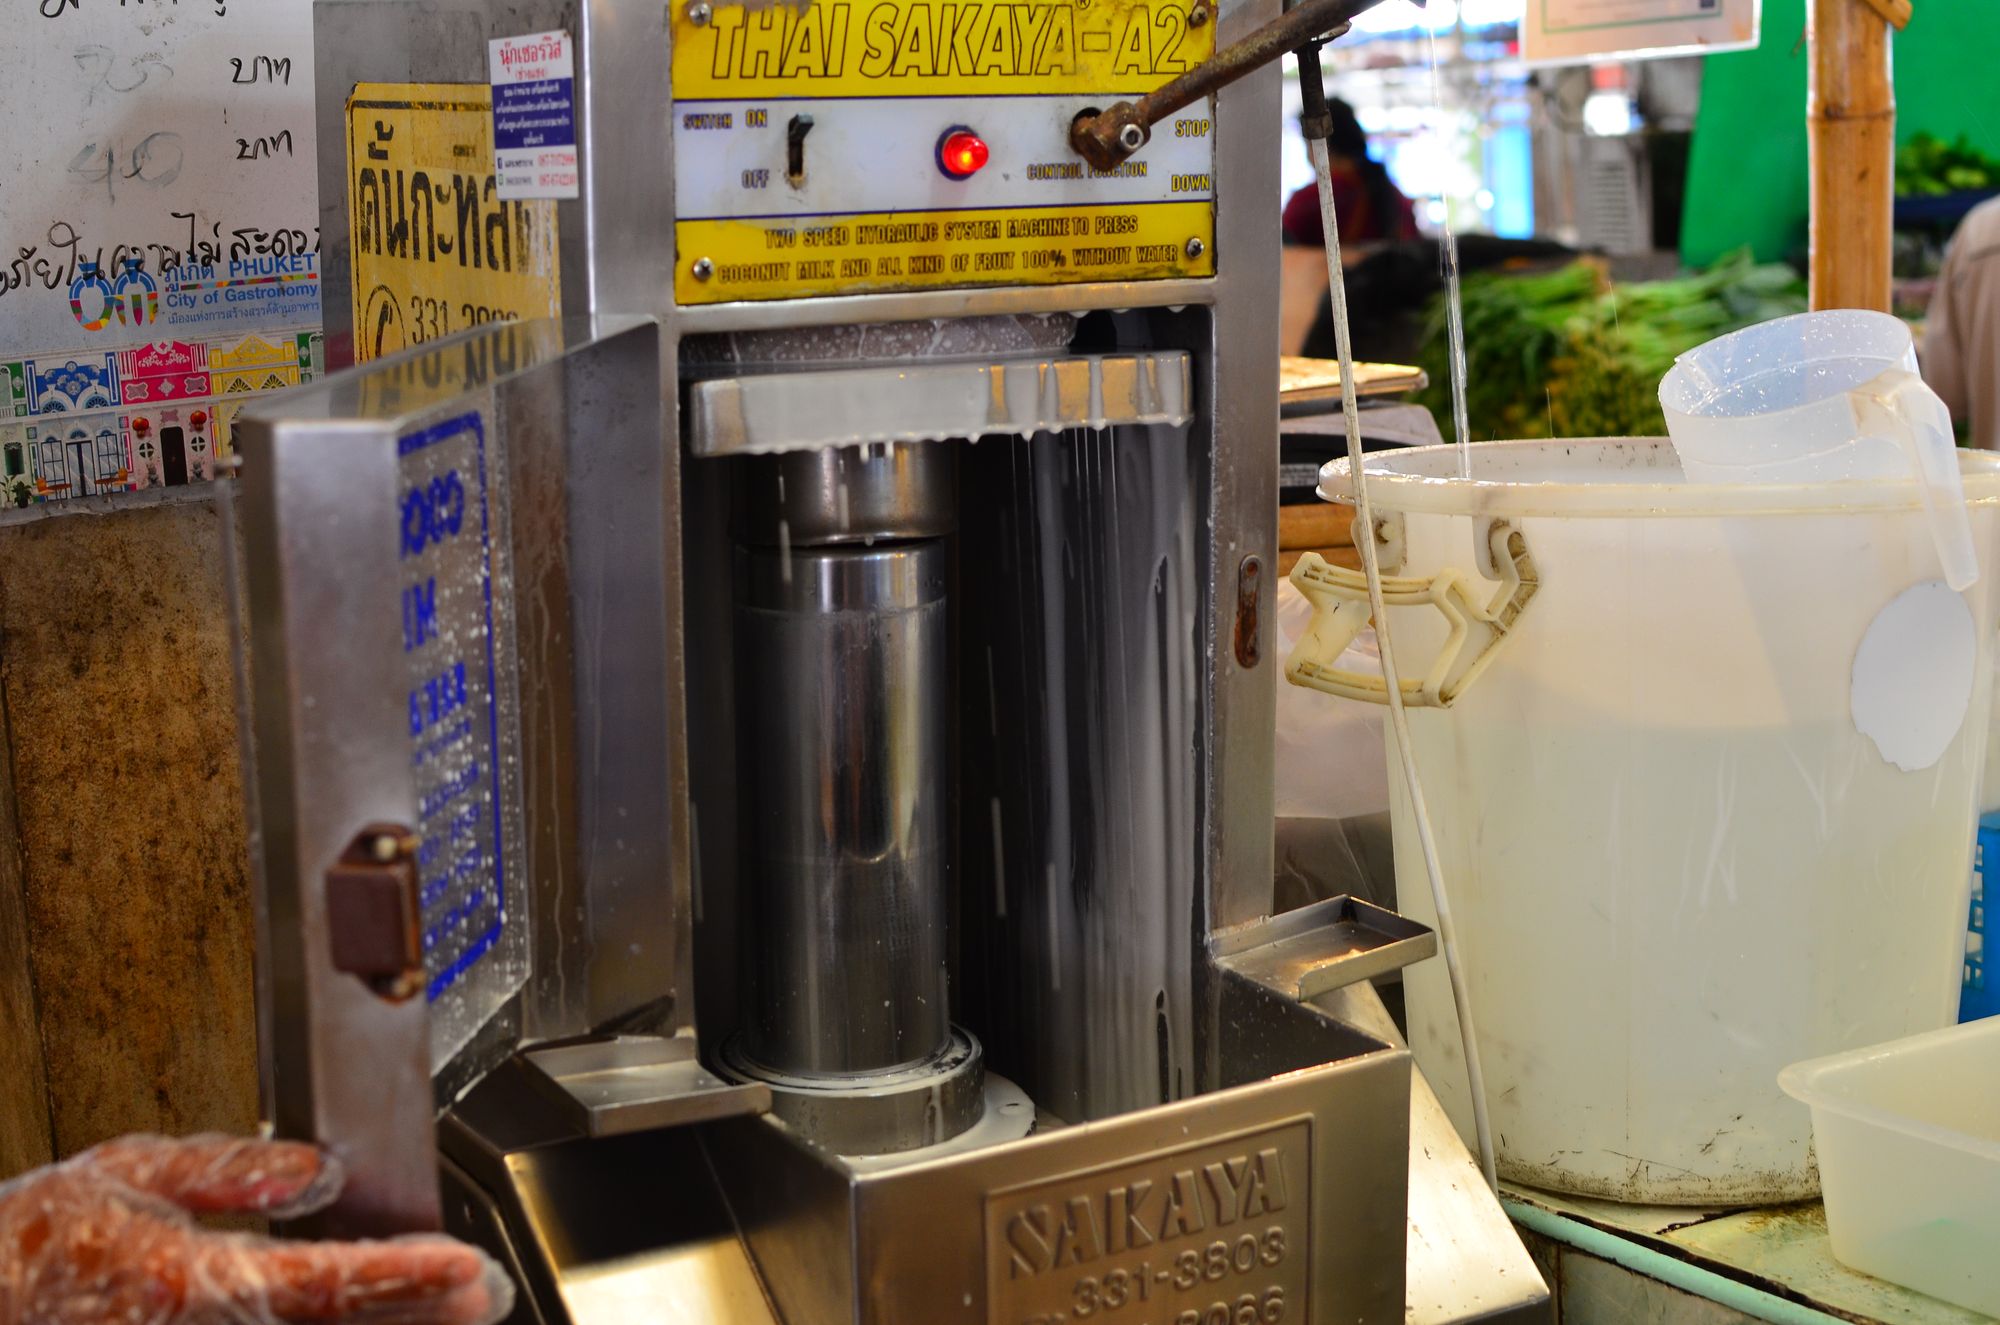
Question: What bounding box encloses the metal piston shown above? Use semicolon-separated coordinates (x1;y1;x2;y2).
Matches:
727;442;984;1153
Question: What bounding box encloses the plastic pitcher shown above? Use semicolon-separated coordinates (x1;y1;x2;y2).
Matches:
1660;309;1977;590
1286;438;2000;1203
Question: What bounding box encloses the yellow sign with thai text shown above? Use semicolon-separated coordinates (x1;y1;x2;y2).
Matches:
345;84;562;362
669;0;1218;303
676;200;1212;303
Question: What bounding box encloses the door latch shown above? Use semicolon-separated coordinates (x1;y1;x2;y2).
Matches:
324;824;424;1001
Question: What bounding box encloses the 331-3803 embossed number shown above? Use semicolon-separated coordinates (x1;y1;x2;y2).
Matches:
1022;1226;1285;1325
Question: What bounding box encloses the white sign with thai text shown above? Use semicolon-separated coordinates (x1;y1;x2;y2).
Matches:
1522;0;1761;65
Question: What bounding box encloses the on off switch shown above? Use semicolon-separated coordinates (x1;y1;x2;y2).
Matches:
936;128;989;180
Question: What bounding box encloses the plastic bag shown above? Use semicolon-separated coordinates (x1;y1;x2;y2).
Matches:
0;1134;513;1325
1272;574;1389;821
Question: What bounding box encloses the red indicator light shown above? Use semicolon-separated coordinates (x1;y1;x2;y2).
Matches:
938;129;989;179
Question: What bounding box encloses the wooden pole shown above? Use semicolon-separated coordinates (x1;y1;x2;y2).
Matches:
1808;0;1899;312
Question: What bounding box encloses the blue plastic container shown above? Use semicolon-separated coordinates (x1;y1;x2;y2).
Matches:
1964;813;2000;1021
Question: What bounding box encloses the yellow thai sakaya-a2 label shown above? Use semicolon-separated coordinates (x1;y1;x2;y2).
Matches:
670;0;1217;304
672;0;1215;98
346;84;563;361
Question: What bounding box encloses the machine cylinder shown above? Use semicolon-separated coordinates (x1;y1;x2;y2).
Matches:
734;536;952;1078
733;442;954;548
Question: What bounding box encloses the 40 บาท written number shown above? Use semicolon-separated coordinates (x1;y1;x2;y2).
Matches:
1024;1226;1289;1325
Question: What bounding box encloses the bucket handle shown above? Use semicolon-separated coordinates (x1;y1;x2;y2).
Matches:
1285;518;1539;708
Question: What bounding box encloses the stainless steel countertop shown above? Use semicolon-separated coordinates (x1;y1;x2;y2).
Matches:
1318;981;1551;1325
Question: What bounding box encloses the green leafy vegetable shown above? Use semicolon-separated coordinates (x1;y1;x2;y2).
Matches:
1896;133;2000;198
1416;249;1808;440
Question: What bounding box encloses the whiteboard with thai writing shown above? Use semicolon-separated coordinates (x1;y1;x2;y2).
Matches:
0;0;322;366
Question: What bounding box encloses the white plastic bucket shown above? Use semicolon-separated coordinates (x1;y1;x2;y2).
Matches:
1291;438;2000;1204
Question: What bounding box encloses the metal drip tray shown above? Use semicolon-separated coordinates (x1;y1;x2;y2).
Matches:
1214;895;1437;1001
522;1035;771;1138
685;352;1192;456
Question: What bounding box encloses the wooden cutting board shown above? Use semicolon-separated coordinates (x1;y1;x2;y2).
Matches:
1279;357;1428;409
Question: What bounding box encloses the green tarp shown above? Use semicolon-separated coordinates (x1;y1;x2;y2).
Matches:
1681;0;2000;266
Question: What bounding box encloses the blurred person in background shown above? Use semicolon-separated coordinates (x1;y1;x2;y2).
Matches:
1282;96;1422;251
1278;97;1422;355
1922;194;2000;450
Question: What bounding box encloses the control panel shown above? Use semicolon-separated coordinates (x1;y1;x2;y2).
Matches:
670;0;1218;304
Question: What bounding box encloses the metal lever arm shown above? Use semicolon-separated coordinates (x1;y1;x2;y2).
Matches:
1067;0;1414;169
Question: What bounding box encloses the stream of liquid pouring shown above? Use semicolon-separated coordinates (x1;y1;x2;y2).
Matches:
1425;24;1475;476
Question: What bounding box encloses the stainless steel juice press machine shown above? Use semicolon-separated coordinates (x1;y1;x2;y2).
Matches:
232;0;1544;1318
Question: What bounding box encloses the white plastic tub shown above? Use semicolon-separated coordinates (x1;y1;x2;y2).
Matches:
1780;1018;2000;1315
1289;438;2000;1203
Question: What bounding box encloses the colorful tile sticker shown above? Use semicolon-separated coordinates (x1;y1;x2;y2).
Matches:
0;397;246;509
0;425;32;509
1;328;323;511
3;311;331;510
208;398;248;461
117;341;212;405
0;364;26;418
23;353;121;414
210;330;315;395
14;412;134;502
124;404;220;488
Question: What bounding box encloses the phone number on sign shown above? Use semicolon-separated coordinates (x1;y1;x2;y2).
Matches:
1020;1226;1289;1325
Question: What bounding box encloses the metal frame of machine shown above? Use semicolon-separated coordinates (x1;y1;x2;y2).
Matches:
224;0;1549;1319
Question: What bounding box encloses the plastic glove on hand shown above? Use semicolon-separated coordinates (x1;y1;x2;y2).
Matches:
0;1134;513;1325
